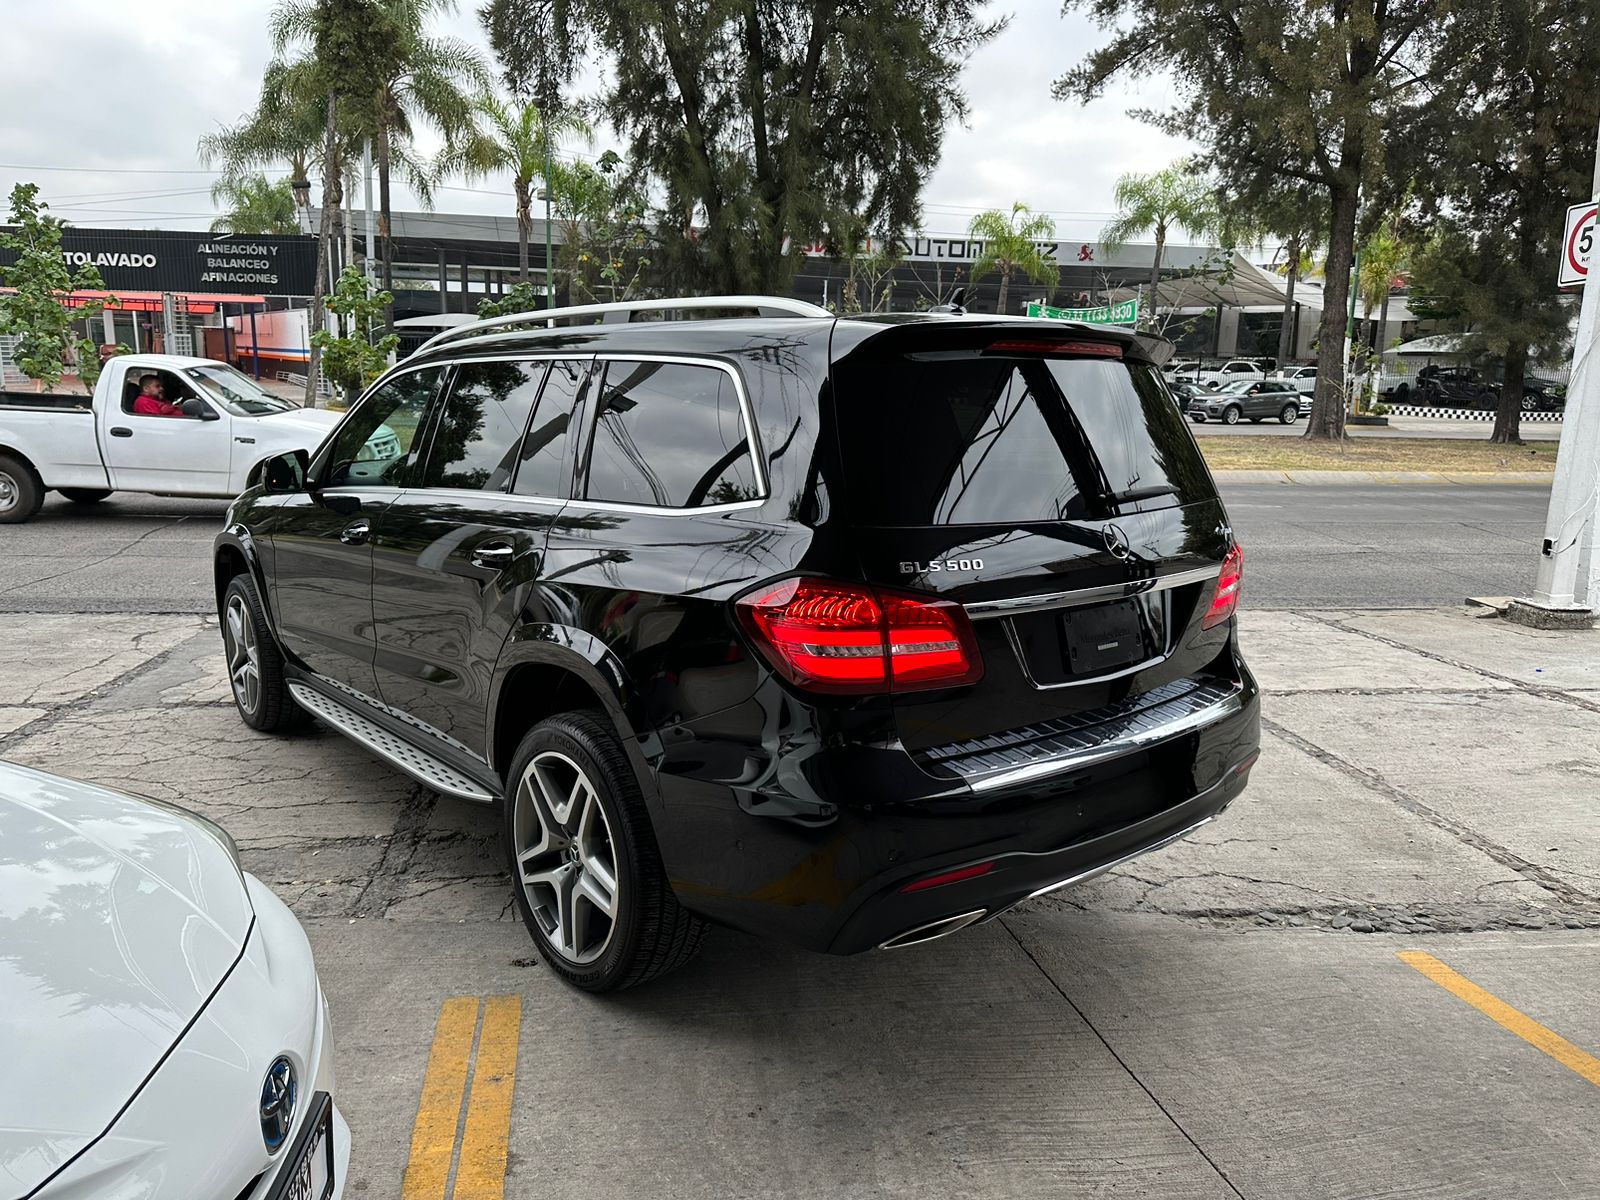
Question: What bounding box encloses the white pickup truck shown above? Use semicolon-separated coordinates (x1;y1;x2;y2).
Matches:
0;354;341;523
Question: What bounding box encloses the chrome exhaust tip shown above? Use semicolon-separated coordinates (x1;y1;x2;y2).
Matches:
878;908;988;950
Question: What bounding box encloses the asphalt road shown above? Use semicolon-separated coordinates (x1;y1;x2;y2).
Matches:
0;481;1554;612
1189;414;1562;439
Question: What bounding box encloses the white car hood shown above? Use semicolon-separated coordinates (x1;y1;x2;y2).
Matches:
256;408;342;446
0;763;252;1196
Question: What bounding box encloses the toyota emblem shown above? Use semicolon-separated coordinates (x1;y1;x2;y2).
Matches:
1103;523;1133;561
259;1056;298;1151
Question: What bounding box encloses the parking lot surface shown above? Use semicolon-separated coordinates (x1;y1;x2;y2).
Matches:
3;604;1599;1198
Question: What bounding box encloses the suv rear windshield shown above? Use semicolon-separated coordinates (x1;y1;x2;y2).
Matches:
833;350;1212;526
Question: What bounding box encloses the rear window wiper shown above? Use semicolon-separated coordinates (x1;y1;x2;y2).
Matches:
1106;485;1178;505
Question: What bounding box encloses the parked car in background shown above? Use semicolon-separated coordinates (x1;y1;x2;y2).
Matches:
1169;379;1207;412
1189;379;1304;425
1415;365;1498;409
1520;376;1566;412
0;760;349;1200
1274;365;1317;395
215;295;1259;992
1197;359;1273;389
0;355;341;523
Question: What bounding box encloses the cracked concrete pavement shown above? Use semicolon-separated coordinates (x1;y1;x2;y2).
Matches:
3;605;1600;1197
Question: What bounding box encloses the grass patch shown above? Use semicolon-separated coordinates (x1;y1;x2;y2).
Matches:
1198;436;1558;474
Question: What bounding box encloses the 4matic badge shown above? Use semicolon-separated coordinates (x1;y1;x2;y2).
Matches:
898;558;983;574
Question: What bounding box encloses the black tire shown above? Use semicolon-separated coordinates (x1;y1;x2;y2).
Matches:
0;452;44;524
1395;383;1410;403
220;573;308;732
1190;413;1206;424
504;710;706;992
60;487;113;504
1279;403;1299;424
1223;405;1242;426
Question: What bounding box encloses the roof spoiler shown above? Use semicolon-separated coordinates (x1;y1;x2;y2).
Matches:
1133;331;1176;367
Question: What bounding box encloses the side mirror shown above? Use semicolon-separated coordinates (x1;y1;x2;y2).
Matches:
261;449;310;494
182;398;219;421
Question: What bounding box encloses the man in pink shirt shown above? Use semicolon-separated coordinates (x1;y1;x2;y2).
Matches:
132;374;185;417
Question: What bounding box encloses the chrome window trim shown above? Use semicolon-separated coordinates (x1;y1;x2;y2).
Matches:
963;564;1220;619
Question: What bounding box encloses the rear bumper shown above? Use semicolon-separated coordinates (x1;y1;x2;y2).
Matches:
651;661;1260;955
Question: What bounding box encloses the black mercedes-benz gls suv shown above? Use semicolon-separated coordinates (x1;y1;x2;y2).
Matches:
215;297;1259;991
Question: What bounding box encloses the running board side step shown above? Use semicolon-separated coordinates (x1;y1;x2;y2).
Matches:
288;682;497;803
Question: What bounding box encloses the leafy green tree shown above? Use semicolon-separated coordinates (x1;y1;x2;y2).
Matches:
1057;0;1445;440
312;265;401;406
210;173;302;235
0;184;114;394
967;203;1058;316
1098;163;1219;328
546;153;652;303
1404;0;1599;444
482;0;1004;294
477;280;544;319
440;93;592;285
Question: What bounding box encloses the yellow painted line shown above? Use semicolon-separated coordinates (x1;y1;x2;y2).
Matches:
401;996;481;1200
1398;951;1600;1089
453;994;524;1200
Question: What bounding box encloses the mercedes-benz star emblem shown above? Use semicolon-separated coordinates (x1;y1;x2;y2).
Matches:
260;1056;298;1151
1103;523;1133;562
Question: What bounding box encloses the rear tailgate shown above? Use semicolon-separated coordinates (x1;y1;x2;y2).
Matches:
828;322;1237;757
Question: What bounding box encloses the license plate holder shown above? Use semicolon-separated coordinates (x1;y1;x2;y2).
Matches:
1060;600;1146;676
266;1091;335;1200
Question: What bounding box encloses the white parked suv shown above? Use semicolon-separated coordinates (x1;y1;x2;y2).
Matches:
0;355;341;522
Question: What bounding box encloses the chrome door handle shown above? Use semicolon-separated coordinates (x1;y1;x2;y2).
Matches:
469;541;516;568
339;519;371;545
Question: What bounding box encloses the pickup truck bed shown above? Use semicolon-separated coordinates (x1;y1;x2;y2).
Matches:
0;392;94;411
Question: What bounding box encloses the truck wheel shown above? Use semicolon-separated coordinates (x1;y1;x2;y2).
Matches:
221;574;308;733
59;488;112;504
505;711;707;992
0;453;44;524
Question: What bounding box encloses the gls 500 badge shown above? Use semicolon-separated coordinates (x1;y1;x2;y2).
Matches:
898;558;983;574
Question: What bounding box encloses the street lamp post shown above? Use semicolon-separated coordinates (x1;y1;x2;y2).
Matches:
1509;121;1600;626
544;135;555;310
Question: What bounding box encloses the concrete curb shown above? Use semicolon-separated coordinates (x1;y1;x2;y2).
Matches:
1210;469;1554;486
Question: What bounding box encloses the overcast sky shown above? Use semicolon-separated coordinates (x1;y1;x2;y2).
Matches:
0;0;1194;241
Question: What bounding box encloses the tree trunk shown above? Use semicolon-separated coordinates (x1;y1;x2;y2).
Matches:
1492;339;1527;445
997;263;1011;315
1277;238;1300;364
306;93;339;410
1305;181;1359;440
1147;225;1165;328
515;181;531;285
377;125;393;335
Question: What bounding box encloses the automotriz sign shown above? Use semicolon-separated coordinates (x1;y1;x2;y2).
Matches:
0;227;317;296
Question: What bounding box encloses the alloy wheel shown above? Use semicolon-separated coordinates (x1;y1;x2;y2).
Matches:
513;751;620;964
224;594;261;716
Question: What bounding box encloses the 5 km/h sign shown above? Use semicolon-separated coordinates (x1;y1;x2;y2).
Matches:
1560;201;1596;287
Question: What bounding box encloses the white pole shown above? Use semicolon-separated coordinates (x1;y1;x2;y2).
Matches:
1523;119;1600;618
363;138;376;284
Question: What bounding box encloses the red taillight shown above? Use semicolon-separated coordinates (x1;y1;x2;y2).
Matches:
901;861;995;893
986;338;1124;358
734;577;984;694
1203;543;1243;629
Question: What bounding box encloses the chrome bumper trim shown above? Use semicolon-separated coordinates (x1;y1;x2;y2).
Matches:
963;564;1220;620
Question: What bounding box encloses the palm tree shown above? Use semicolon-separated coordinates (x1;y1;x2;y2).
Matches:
210;174;301;235
268;0;490;324
967;203;1058;315
1100;162;1221;328
439;94;591;286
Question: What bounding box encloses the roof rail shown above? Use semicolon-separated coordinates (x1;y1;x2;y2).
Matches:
413;294;832;355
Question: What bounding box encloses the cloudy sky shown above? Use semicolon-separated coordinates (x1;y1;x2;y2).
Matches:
0;0;1195;240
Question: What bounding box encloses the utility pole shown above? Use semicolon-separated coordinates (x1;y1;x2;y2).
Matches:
1509;121;1600;627
544;133;555;310
363;138;375;285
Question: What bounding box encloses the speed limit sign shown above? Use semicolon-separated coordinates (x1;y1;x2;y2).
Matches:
1560;201;1596;287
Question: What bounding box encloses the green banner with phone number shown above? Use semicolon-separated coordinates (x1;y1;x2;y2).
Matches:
1024;299;1139;325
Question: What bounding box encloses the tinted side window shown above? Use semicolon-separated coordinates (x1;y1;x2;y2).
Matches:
584;361;759;508
323;368;443;488
422;360;543;492
513;359;586;499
